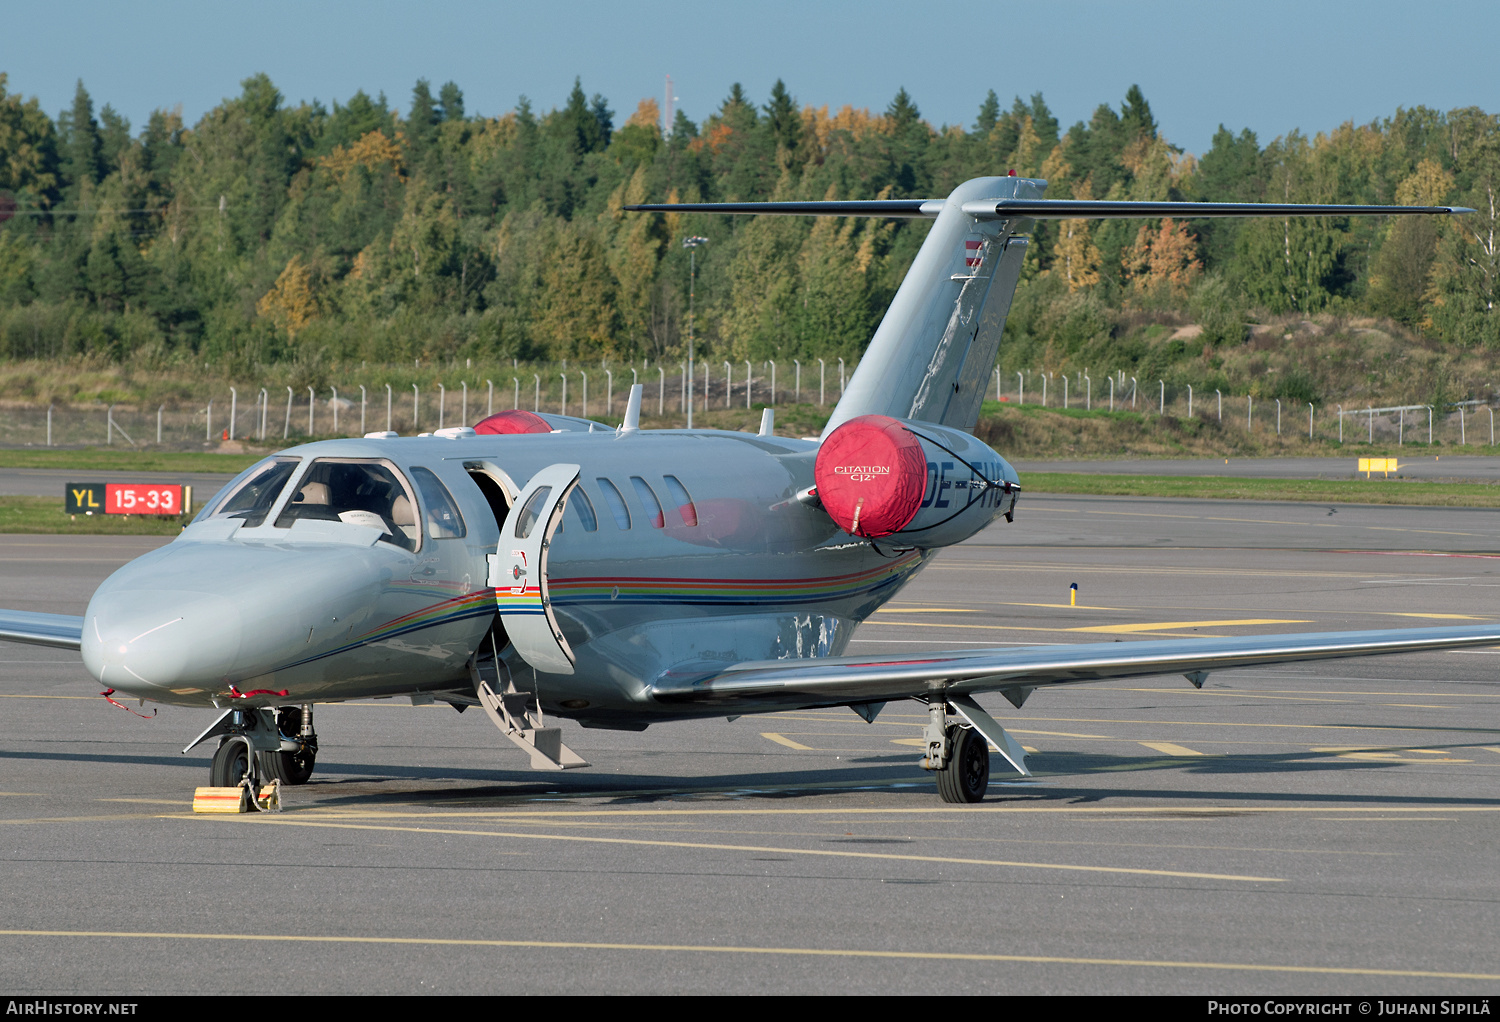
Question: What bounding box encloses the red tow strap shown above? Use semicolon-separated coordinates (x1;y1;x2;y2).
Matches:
100;688;156;718
227;684;289;699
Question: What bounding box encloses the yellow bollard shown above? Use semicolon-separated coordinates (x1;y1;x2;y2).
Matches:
1069;582;1078;607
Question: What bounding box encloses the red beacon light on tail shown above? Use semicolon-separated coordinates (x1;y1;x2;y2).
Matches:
813;414;1018;548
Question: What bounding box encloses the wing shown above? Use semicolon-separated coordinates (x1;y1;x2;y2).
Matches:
0;610;84;650
649;624;1500;709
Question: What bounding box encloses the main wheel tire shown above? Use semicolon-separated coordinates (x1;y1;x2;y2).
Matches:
265;747;315;785
209;738;252;787
936;725;989;804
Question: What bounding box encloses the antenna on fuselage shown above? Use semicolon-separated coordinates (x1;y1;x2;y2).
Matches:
620;384;644;434
758;407;774;436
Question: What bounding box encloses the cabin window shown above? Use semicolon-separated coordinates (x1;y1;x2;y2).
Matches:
630;477;666;529
597;478;631;530
273;459;419;551
569;487;598;532
411;467;467;540
661;475;698;527
514;486;551;539
206;457;301;528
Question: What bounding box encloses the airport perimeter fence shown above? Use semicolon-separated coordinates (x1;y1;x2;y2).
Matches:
0;357;858;449
1001;368;1500;448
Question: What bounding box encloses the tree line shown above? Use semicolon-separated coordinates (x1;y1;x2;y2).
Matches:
0;72;1496;377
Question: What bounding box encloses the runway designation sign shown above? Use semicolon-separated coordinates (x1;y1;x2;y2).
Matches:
65;483;188;515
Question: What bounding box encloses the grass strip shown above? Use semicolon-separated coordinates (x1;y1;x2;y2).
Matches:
1022;472;1500;507
0;448;261;472
0;496;186;535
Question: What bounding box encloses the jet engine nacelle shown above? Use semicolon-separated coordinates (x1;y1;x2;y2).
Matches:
813;414;1018;548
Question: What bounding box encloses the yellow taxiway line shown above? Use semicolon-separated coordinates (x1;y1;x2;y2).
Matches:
2;928;1495;981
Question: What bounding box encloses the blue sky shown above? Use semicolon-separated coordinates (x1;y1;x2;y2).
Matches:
3;0;1496;157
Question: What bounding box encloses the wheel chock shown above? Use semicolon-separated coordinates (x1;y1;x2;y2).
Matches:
191;780;282;814
193;786;250;813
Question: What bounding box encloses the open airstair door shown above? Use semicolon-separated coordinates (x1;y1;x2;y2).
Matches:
490;463;580;676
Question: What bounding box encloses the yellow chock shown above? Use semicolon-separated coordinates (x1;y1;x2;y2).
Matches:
193;786;250;814
257;780;282;813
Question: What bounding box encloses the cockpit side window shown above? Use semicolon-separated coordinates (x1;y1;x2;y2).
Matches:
273;459;420;551
205;457;301;528
410;466;467;540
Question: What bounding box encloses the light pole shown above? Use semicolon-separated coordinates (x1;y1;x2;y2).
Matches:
683;235;709;429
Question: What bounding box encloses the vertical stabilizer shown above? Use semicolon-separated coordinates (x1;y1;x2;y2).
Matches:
822;176;1044;437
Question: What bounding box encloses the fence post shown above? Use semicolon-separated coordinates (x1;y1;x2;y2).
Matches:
1108;375;1114;411
1308;403;1313;439
769;361;777;406
1367;406;1373;444
1084;372;1091;410
1428;405;1432;444
1130;377;1136;408
795;360;802;403
1019;372;1025;406
1337;404;1342;443
438;383;445;429
1042;373;1048;407
1217;389;1222;421
461;381;468;424
259;388;268;440
1159;380;1164;415
385;384;392;431
157;404;163;445
228;388;237;441
838;358;845;395
359;386;366;435
1276;398;1281;435
1460;405;1467;445
107;404;114;445
1248;395;1252;430
1187;384;1193;418
308;386;315;436
513;377;520;410
284;387;293;439
534;375;541;413
412;384;419;431
206;399;212;442
818;359;826;405
605;370;612;418
331;387;338;434
487;379;494;417
745;361;751;409
581;372;588;419
47;404;52;447
1063;376;1069;408
561;374;567;417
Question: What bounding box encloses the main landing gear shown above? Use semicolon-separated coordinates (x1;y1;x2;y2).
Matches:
193;705;319;787
919;697;1032;803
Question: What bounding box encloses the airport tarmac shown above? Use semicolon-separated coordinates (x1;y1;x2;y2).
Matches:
1014;454;1500;482
1;493;1498;994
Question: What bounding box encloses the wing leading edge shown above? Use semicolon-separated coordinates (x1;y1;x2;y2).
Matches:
649;624;1500;709
0;610;84;650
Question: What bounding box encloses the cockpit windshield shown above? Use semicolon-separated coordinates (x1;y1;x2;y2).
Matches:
204;457;301;528
274;459;419;551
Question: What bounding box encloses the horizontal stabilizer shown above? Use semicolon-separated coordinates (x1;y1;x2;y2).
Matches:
960;199;1474;220
0;610;83;650
625;200;944;218
651;623;1500;709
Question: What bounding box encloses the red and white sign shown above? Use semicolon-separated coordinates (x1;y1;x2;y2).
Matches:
104;483;183;515
963;239;984;268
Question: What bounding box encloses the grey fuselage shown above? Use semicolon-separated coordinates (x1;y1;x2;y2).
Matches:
81;428;957;726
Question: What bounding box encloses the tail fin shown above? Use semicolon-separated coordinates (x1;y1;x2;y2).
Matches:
826;175;1040;435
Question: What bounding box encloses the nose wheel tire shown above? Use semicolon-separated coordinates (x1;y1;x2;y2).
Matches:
265;748;315;785
936;725;989;804
209;738;252;788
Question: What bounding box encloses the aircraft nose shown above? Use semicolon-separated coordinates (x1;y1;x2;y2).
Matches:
82;588;243;694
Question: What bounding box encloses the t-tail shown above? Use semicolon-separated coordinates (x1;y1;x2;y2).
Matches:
626;181;1471;438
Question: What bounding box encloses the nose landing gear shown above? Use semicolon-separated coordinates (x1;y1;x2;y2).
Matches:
188;704;318;787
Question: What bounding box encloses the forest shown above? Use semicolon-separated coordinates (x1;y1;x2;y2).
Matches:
0;72;1497;406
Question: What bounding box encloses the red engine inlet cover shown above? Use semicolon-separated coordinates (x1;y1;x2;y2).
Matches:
473;410;551;435
814;414;927;537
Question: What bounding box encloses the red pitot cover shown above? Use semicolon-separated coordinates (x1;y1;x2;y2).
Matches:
473;410;552;435
813;414;926;537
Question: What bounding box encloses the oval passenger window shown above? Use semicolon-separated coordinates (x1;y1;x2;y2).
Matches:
515;486;552;539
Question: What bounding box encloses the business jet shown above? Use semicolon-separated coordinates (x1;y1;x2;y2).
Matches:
0;176;1487;803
